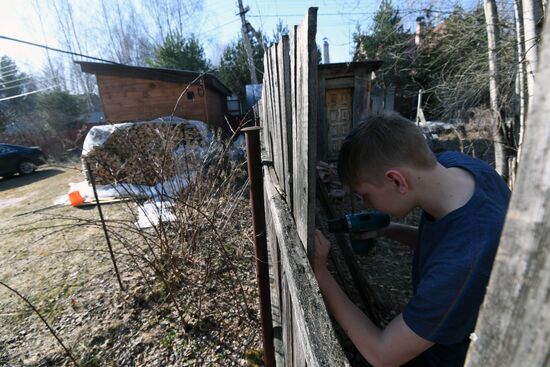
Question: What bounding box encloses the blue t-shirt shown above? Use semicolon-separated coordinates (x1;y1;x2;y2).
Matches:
402;151;511;366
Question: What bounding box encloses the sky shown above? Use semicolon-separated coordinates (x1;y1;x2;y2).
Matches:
0;0;477;76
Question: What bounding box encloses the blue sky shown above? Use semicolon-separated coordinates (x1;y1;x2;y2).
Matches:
0;0;476;75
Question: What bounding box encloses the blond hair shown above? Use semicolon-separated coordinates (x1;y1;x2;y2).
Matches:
338;112;436;186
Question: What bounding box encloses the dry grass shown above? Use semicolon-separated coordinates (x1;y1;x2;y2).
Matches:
0;133;262;366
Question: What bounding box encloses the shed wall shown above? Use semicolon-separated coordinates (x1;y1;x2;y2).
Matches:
96;75;224;125
205;88;228;132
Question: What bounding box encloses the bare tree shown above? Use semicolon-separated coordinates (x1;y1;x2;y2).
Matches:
522;0;544;102
41;0;205;95
51;0;96;96
98;0;155;65
484;0;509;180
142;0;205;41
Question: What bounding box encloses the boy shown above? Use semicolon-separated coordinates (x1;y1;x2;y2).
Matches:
314;113;510;367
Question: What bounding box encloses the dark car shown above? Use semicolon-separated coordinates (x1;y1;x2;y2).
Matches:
0;144;47;177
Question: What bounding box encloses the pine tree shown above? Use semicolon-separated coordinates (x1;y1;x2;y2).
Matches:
147;33;212;72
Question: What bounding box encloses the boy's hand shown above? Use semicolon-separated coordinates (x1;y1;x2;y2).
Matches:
314;230;331;274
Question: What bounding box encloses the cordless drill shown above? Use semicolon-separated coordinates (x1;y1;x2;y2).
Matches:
328;211;390;255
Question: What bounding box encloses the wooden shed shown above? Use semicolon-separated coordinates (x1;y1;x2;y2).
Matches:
318;61;382;161
76;61;232;132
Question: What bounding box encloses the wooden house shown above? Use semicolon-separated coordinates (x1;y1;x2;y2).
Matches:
76;61;232;132
318;61;382;161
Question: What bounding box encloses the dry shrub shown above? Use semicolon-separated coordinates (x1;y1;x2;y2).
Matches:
94;123;259;363
0;127;71;160
432;107;495;164
463;108;494;140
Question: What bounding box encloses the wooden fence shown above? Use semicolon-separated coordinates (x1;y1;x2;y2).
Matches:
258;7;350;366
257;5;550;367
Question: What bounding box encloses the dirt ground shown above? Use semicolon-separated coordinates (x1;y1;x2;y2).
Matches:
0;164;261;366
0;165;116;365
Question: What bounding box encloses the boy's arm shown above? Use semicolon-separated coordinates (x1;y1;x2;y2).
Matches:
354;222;418;249
383;223;418;249
314;230;433;367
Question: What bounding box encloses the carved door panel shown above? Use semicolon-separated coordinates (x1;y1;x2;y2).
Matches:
326;88;352;161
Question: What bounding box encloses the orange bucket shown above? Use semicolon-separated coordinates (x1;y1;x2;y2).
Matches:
68;190;85;206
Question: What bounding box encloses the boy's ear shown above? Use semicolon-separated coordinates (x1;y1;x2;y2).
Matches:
385;169;409;194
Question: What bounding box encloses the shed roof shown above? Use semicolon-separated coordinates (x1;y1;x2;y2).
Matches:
318;61;383;74
76;61;232;96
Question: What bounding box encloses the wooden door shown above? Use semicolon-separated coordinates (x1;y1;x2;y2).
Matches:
326;88;352;160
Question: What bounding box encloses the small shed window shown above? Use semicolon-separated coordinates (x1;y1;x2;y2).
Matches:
187;91;195;100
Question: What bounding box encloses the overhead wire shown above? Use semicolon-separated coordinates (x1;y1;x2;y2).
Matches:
0;34;108;100
1;75;34;85
0;82;36;93
0;70;24;79
199;18;241;36
0;35;122;65
0;85;59;102
0;65;18;73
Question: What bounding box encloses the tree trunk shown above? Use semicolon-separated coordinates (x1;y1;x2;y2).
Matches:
522;0;544;102
510;0;528;187
464;11;550;366
514;0;527;150
484;0;509;181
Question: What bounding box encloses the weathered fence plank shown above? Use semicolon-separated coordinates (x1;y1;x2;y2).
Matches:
464;13;550;367
261;57;272;160
266;48;276;161
290;7;318;253
271;44;286;191
277;36;293;205
265;197;284;366
264;165;350;366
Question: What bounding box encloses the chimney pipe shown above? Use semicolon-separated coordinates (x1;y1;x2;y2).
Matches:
415;17;425;46
323;37;330;64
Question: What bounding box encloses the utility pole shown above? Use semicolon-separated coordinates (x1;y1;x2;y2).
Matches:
237;0;258;85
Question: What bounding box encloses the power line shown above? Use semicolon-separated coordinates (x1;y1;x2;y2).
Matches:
0;82;34;93
0;85;59;102
248;12;378;17
199;18;241;36
1;76;33;85
0;65;18;73
247;7;475;18
0;71;23;79
0;35;123;65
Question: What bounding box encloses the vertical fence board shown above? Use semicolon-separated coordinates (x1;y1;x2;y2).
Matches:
261;51;272;161
271;45;285;189
277;36;294;206
264;167;349;366
281;273;294;366
275;43;288;197
290;23;298;206
268;49;277;164
290;7;318;253
292;302;306;366
264;188;284;365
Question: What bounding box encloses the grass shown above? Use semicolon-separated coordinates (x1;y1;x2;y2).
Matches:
0;163;137;363
0;133;262;365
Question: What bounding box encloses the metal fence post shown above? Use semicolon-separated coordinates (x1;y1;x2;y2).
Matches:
243;126;275;367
